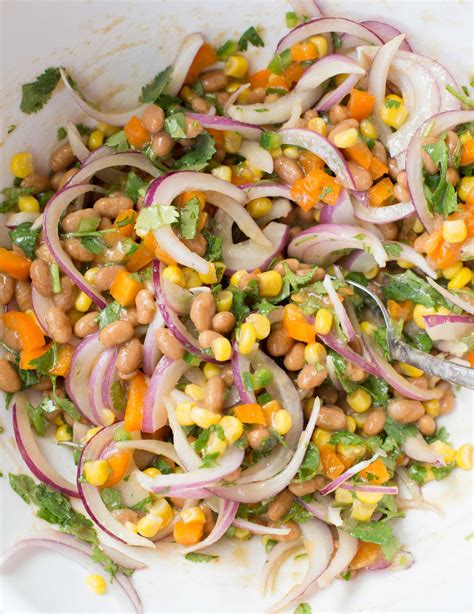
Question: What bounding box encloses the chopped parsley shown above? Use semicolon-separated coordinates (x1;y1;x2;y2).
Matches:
202;230;223;262
135;202;179;235
383;270;448;308
294;443;320;483
164;112;187;139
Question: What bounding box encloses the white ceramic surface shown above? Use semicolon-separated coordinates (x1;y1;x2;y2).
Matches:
0;0;473;612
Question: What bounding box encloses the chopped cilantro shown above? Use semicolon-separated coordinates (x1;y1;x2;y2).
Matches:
96;301;122;329
185;553;219;563
202;230;223;262
294;604;312;614
101;488;123;511
384;242;403;258
260;131;281;151
383;270;447;308
20;67;61;114
139;66;173;103
200;452;220;468
294;443;320;483
216;40;239;61
105;130;129;151
1;187;33;213
238;26;264;51
174;132;216;171
423;133;459;217
164;112;186;139
385;98;401;109
124;171;148;203
135;203;179;235
347;519;400;560
268;49;292;75
179;196;200;239
129;496;154;512
57;126;67;140
8;222;40;260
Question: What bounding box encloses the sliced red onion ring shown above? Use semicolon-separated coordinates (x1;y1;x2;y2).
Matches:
183;499;238;554
279;128;356;190
269;519;334;612
31;287;54;334
300;495;343;526
66;121;89;162
384;241;437;278
243;182;292;202
343;250;377;274
315;73;362;112
320;189;355;225
13;393;78;497
362;21;412;51
78;423;155;547
403;434;446;467
353;198;415;224
60;68;147;127
323;274;355;342
281;100;304;129
89;348;119;425
339;483;399;495
66;332;105;425
319;453;380;496
116;439;181;465
426;273;474;315
161;277;197;315
43;183;107;308
167;33;204;96
289;0;323;18
0;530;143;614
233;518;291;536
317;529;359;589
423;314;474;342
257;198;292;226
141;310;168;375
319;332;379;376
295;54;365;93
186;113;262;140
102;347;119;411
232;349;256;405
238;140;274;174
260;541;304;596
71;151;160;187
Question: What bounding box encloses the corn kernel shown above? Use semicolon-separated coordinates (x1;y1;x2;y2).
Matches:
84;267;99;283
230;270;247;287
360;119;378;140
257;270;283;297
307;117;327;136
143;467;161;478
10;152;34;178
269;147;283;158
397;362;424;378
351;499;376;521
413;219;424;234
83;459;111;486
364;266;380;280
430;440;456;464
53;415;65;426
272;409;292;435
346;416;357;433
96;122;119;137
176;401;195;426
455;443;473;470
75;291;93;312
83;426;102;443
333;128;359;149
181;506;206;525
206;431;228;456
136;514;163;537
183;268;202;289
335;488;353;504
55;424;72;442
18;195;40;213
223;130;243;154
283;146;300;159
197;262;217;285
380;95;409;129
360;321;377;336
220;415;244;444
312;427;332;447
347;388;372;413
216;290;233;312
238;322;257;354
184;384;205;402
85;574;107;595
314;308;333;335
246;313;271;339
423;399;440;417
459;131;471;145
413;304;435;329
211;165;232;182
203;362;221;380
234;528;251;540
247;197;272;219
162;265;186;287
190;406;221;429
224;55;249;79
448;267;471;290
458;177;474;202
88;130;104;150
442;219;467;244
309;35;328;58
356;491;384;505
442;261;463;280
212;336;232;361
397;259;415;269
352;412;369;429
101;408;116;426
149;498;174;528
304;342;327;365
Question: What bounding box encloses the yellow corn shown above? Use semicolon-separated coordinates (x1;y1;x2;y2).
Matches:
312;427;332;447
364;266;380;280
455;444;473;470
272;409;292;435
314;308;333;335
85;574;107;595
442;261;463;280
216;290;233;312
238;322;257;354
397;362;424;378
143;467;161;478
360;119;378;140
198;262;220;285
96;122;119;137
83;426;102;443
283;146;300;159
309;35;328;58
84;267;99;283
246;313;271;339
206;431;228;456
307;117;327;136
459;131;471;145
247;197;272;219
101;408;116;426
10;152;34;178
18;195;40;213
397;259;415;269
380;95;409;129
136;514;163;537
430;440;456;464
55;424;72;442
203;362;221;380
413;304;436;329
212;336;232;361
351;499;376;521
83;460;111;487
162;265;186;287
53;415;65;426
347;388;372;413
269;147;283;158
234;528;251;540
333;128;359;149
230;270;247;287
346;416;357;433
448;267;471;290
442;219;467;244
335;488;353;504
458;177;474;202
181;506;206;525
335;74;348;86
356;491;384;505
211;165;232;182
183;268;202;289
423;399;440;418
413;219;424;234
304;342;327;365
176;401;195;426
184;384;205;402
149;498;174;528
223;130;243;154
224;55;249;79
190;406;220;429
75;291;93;312
360;320;377;336
88;130;104;150
220;415;244;444
226;81;241;94
257;271;283;297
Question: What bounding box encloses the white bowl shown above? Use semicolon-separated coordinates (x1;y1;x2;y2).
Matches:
1;0;473;612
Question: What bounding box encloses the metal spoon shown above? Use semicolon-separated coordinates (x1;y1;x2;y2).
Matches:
345;279;474;390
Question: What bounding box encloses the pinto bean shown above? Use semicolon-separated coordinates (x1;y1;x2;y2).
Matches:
155;328;184;359
446;131;460;166
63;237;94;262
328;118;359;143
61;208;100;233
347;161;373;191
93;195;133;219
211;311;235;334
15;280;32;311
297;365;328;390
49;143;75;172
198;329;222;349
190;96;212;113
247;426;271;450
379;222;398;241
437;382;455;415
45;306;72;344
220;365;234;388
446;168;459;186
267;328;294;357
116;338;143;377
388;399;425;423
272;258;299;275
274;156;304;184
100;320;134;348
2;328;22;352
200;70;229;92
204;375;226;414
74;312;100;337
246;87;266;104
185;116;204;138
35;242;55;264
151;132;174;157
57;168;79;190
388;157;399;180
422;149;438;175
268;521;301;542
135;288;156;325
30;259;53;297
372;141;388;164
328;104;349;125
363;408;386;435
316;405;347;431
53;277;75;311
0;274;15;305
283;342;306;371
93;265;125;291
267;490;294;522
142;104;165;134
417;414;436;436
21;173;50;193
0;359;21;392
345;362;367;382
181;233;207;256
394;182;410;202
190;293;216;332
289;476;326;497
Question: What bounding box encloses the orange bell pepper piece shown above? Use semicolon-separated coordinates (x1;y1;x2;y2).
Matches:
249;69;271;89
185;43;217;84
110;269;142;306
291;168;341;210
19;343;52;370
460;138;474;166
360;458;390;484
283;62;305;86
267;74;289;91
387;299;413;321
103;449;132;488
290;42;319;62
173;520;204;546
369;156;389;180
3;311;45;352
114;209;137;237
368;177;394;206
0;248;31;280
125;371;148;432
348;89;376;122
126;243;154;273
283;304;316;344
49;344;74;377
234;403;266;425
467;351;474;368
320;444;346;480
178;190;206;210
345;141;373;170
350;541;384;570
124;116;150;150
428;239;461;270
299;151;325;175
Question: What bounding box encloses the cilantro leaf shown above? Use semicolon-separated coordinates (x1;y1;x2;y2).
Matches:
96;301;122;329
57;126;67;140
383;270;447;308
383;416;418;449
139;66;173;103
238;26;264;51
9;473;36;503
202;230;223;262
80;235;107;255
9;223;40;260
101;488;123;511
185;553;219;563
135;203;179;235
105;130;130;151
179;196;200;240
384;242;403;258
408;463;427;485
216;40;239;61
164;112;186;139
91;545;134;579
281;500;313;524
174;132;216;171
1;187;33;213
200;452;220;468
20;67;61;114
294;605;312;614
294;443;320;483
129;496;154;513
124;171;148;203
423;134;459;217
30;344;57;374
347;520;400;560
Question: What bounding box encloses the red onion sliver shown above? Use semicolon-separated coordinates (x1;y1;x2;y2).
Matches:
384;241;437;278
323;274;356;342
233;518;291;536
339;483;399;495
423;314;474;341
319;332;379;376
426;275;474;315
353;198;415;224
295;54;365;92
187;113;262;140
31;287;54;335
65;121;89;162
315;73;361;112
320;453;380;496
238;140;274;174
317;529;359;589
89;348;118;425
183;499;238;554
362;20;412;51
320;189;355;225
166;33;204;96
402;434;446;466
243;182;292;202
143;308;165;376
260;541;304;596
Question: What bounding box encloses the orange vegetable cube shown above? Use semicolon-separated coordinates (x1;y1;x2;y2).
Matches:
49;344;74;377
283;62;305;86
348;89;376;122
126;244;154;273
283;304;316;344
19;343;52;370
124;116;150;150
320;444;346;479
460;139;474;166
103;450;132;488
3;311;45;352
110;269;142;306
369;156;388;180
0;248;31;280
299;151;325;175
368;177;394;207
234;403;266;425
174;521;204;546
290;42;318;62
350;542;384;570
125;371;148;432
185;43;217;84
345;141;373;170
360;458;390;484
114;209;137;237
249;69;271;89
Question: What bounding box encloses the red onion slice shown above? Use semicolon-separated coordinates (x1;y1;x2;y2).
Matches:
66;332;105;425
320;189;355;225
423;314;474;342
317;529;359;589
182;499;238;554
257;198;292;226
31;287;54;334
323;274;355;342
5;212;40;227
315;73;361;112
0;530;143;614
384;241;437;278
186;113;262;140
319;332;380;376
243;182;292;202
426;273;474;316
260;541;304;596
143;309;165;376
339;483;398;495
279;128;356;189
289;0;324;18
89;348;119;425
403;434;446;467
238;140;274;174
166;33;204;96
233;518;291;536
300;495;343;527
319;453;380;496
295;54;365;92
353;198;415;224
13;393;79;497
362;21;412;51
66;121;89;162
232;349;256;405
116;439;181;466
